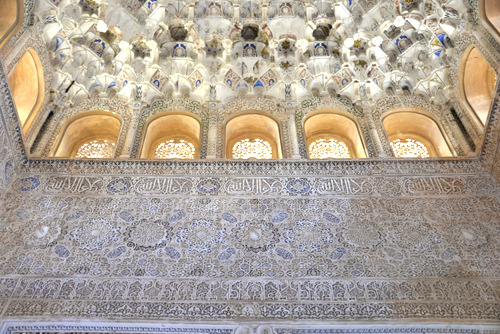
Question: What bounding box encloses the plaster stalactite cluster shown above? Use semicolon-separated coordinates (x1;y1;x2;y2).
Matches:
35;0;471;107
1;0;494;161
75;139;116;158
309;138;350;159
390;138;430;158
154;139;196;159
232;138;273;159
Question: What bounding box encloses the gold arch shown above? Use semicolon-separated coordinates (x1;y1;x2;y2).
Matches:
459;46;497;129
0;0;23;48
139;111;201;159
480;0;500;41
8;49;44;135
51;111;122;158
224;111;283;159
382;108;454;157
303;110;367;159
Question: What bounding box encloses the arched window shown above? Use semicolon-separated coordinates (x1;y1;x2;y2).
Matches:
460;47;497;128
139;112;200;159
8;49;44;135
304;111;366;159
0;0;23;47
382;109;454;158
225;112;283;159
481;0;500;40
52;111;122;158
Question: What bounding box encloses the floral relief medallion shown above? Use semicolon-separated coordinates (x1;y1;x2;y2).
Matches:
125;219;172;251
176;219;225;253
232;220;280;253
442;221;490;249
69;218;121;251
283;220;334;252
22;218;63;248
389;220;438;251
344;219;381;248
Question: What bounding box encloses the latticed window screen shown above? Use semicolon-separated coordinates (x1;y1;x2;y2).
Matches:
155;139;196;159
76;140;116;158
309;139;350;159
390;139;430;158
232;138;273;159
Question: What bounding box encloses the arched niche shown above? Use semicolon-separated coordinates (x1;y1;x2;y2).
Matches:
8;49;44;135
139;111;201;159
460;47;497;128
382;109;454;157
52;111;122;158
304;111;367;159
0;0;23;48
225;112;283;159
480;0;500;40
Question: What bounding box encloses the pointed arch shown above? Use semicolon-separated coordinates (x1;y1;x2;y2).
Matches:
480;0;500;41
459;46;497;129
0;0;23;48
8;49;44;135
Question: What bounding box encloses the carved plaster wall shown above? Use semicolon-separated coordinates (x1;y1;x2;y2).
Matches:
0;0;499;332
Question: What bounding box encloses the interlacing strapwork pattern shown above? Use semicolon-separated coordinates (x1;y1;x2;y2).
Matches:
309;139;350;159
155;140;196;159
232;139;273;159
75;140;116;159
390;139;430;158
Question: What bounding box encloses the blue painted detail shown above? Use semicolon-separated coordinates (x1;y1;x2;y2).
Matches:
437;33;447;47
243;43;257;57
275;247;293;260
89;38;106;57
272;212;288;223
169;211;186;223
322;212;341;224
4;161;13;183
172;43;187;57
222;213;237;223
330;247;347;260
54;36;64;51
396;35;413;53
218;248;236;260
54;245;70;258
66;211;85;222
236;81;248;89
107;246;127;258
119;211;134;222
17;177;40;192
107;178;131;193
14;208;29;219
286;179;311;195
253;79;264;88
314;42;329;56
164;247;181;259
196;179;220;194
